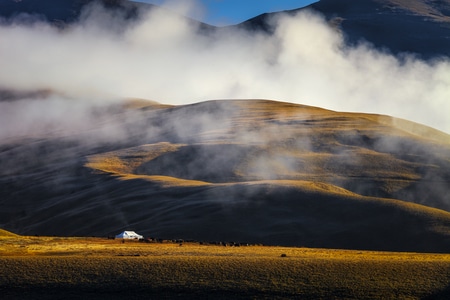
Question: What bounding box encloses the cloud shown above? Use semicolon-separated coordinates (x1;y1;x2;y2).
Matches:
0;2;449;139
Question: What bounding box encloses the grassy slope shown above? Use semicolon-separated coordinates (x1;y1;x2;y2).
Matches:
0;228;18;237
81;100;450;251
1;234;450;299
2;99;450;252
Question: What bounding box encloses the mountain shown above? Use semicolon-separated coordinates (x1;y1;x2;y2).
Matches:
0;0;213;30
242;0;450;59
1;99;450;252
0;0;151;25
2;0;450;58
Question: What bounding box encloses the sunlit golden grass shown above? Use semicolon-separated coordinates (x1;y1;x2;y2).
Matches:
1;234;450;299
0;228;18;237
84;100;450;193
119;174;212;187
85;142;185;175
123;98;174;110
235;179;359;196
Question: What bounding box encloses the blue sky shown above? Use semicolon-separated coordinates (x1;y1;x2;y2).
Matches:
133;0;318;26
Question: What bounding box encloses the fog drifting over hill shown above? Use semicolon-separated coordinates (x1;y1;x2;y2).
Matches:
1;1;449;136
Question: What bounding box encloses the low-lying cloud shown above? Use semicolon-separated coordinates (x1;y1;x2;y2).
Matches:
1;1;449;140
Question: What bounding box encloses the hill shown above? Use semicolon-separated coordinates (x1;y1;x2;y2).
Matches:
0;228;18;237
1;0;450;252
242;0;450;59
1;99;450;252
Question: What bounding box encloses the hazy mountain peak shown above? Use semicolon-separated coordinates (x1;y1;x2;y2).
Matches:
0;0;153;25
298;0;450;58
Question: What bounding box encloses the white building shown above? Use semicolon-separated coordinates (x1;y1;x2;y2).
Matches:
115;231;144;239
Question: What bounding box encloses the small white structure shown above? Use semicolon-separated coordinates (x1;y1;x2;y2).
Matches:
115;231;143;239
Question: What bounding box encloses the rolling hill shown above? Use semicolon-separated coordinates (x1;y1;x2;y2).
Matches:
1;99;450;252
1;0;450;252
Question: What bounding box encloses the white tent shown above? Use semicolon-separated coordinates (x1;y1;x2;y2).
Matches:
115;231;143;239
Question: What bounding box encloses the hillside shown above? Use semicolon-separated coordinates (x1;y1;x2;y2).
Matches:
1;0;450;252
0;0;212;30
242;0;450;59
0;228;18;237
1;99;450;252
0;0;151;25
2;0;450;59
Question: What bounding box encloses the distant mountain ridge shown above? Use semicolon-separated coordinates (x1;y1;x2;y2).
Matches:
0;0;153;25
242;0;450;59
1;0;450;58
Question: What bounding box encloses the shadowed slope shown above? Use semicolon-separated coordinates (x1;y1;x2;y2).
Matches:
87;100;450;208
242;0;450;59
2;99;450;252
3;0;450;59
0;0;152;25
0;0;213;31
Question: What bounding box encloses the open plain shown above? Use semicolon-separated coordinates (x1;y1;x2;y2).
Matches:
1;230;450;299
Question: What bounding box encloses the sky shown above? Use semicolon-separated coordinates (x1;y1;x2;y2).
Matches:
133;0;318;26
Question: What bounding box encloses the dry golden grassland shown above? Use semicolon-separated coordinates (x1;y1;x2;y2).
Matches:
1;233;450;299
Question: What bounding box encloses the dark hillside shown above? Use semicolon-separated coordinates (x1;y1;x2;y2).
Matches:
0;0;153;25
1;99;450;252
3;0;450;58
241;0;450;59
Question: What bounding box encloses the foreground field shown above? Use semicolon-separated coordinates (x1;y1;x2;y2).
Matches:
1;234;450;299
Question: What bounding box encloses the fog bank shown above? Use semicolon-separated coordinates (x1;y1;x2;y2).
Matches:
1;2;449;136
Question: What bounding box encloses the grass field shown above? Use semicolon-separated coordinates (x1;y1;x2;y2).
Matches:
1;233;450;299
